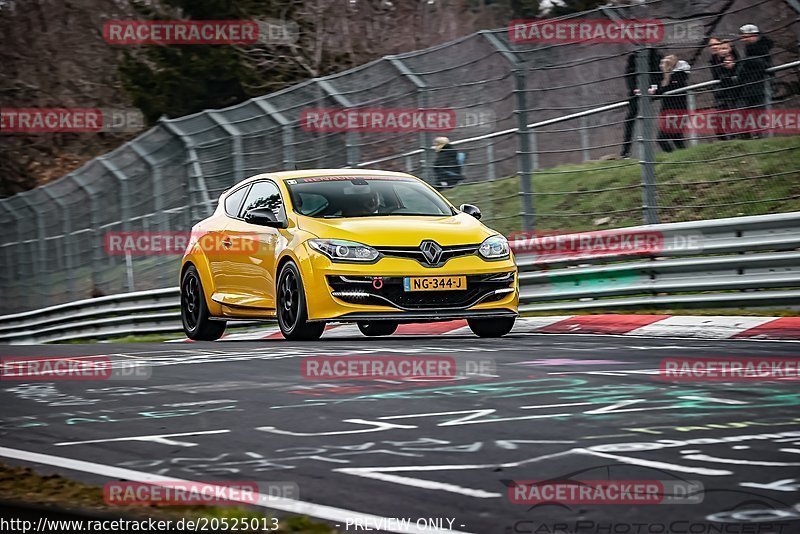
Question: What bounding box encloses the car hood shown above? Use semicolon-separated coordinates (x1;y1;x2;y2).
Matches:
297;213;494;247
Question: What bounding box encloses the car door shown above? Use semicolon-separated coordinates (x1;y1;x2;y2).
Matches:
204;184;249;302
220;180;285;310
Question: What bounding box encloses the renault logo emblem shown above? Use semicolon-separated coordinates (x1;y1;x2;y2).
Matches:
420;240;443;265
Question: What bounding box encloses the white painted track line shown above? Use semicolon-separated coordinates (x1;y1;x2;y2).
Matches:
625;316;777;339
0;446;474;534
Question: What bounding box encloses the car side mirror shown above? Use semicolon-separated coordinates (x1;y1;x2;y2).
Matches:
459;203;481;220
244;207;286;228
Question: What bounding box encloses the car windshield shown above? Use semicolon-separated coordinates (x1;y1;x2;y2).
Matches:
285;176;455;218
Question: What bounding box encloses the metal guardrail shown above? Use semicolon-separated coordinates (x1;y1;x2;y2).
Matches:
0;288;182;344
1;211;798;344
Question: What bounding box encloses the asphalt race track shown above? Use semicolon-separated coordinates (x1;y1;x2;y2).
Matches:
1;331;799;534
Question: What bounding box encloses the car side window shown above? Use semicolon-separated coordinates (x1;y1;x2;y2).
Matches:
242;181;284;217
224;186;249;217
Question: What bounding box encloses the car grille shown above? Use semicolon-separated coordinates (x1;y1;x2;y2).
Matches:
374;244;480;267
327;272;515;310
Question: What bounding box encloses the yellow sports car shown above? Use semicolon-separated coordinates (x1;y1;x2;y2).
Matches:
180;169;518;340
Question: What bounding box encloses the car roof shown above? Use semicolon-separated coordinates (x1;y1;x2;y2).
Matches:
240;168;416;185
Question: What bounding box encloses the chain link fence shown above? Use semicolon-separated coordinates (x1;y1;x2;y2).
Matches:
2;0;799;313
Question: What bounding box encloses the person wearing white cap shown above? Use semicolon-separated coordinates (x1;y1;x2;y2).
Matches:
739;24;760;37
739;23;773;69
736;22;773;125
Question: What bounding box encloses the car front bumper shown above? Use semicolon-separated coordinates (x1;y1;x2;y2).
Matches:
299;243;519;322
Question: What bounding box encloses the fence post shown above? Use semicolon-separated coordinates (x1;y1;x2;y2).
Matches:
387;57;431;182
254;98;294;170
160;120;214;220
0;203;31;309
486;143;496;181
316;79;360;167
18;192;47;278
764;79;774;138
130;141;166;232
579;116;591;161
42;188;75;299
485;142;497;223
100;157;136;292
514;68;536;231
482;30;535;230
208;112;245;186
687;90;698;147
71;173;104;298
636;47;659;225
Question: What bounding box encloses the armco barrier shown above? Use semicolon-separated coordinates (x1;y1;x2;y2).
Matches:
1;212;798;344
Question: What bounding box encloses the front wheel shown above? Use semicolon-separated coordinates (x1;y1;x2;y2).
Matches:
181;265;226;341
277;261;325;341
358;321;398;337
467;317;515;338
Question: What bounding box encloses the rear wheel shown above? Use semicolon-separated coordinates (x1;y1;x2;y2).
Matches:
277;261;325;341
181;266;226;341
357;321;398;337
467;317;515;338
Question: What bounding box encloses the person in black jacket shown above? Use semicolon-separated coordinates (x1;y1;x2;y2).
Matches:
620;47;663;158
708;37;740;139
709;38;740;110
736;24;773;137
432;136;463;188
737;24;773;109
648;55;690;153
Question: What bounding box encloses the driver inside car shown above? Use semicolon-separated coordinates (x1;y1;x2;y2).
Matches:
342;189;380;217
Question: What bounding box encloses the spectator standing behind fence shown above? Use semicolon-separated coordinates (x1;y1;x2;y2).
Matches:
736;24;773;112
620;47;663;159
708;37;740;139
648;55;691;153
432;136;464;189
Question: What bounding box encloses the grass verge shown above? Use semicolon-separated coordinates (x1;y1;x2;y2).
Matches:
444;136;800;235
0;463;334;532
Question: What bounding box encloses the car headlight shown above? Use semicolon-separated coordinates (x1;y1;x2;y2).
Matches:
308;239;379;262
478;235;510;260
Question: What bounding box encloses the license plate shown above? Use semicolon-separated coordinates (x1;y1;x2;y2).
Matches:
403;276;466;292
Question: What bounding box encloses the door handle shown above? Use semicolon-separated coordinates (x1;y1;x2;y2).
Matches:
221;237;233;248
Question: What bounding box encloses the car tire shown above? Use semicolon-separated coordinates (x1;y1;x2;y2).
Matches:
277;261;325;341
181;265;226;341
467;317;515;338
357;321;398;337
